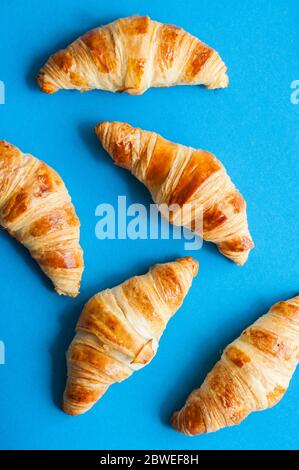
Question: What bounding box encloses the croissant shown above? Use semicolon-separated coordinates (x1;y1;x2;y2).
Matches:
37;15;228;95
95;122;254;265
0;141;84;297
171;295;299;435
63;256;198;415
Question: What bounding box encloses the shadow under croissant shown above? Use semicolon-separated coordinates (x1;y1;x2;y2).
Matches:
159;349;218;429
78;121;111;167
49;298;86;411
78;120;154;205
0;228;53;292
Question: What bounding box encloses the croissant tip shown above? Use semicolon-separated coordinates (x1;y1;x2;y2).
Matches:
170;410;205;436
36;73;58;94
94;121;107;137
94;122;101;133
176;256;199;277
235;259;247;267
62;400;87;416
206;74;229;90
62;402;76;416
233;248;253;266
220;73;229;88
55;288;80;298
71;292;80;298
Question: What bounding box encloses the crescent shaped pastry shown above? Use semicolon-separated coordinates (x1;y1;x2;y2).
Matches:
37;15;228;95
0;141;84;297
172;296;299;435
63;257;198;415
95;121;254;265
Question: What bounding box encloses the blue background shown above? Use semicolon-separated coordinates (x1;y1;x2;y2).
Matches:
0;0;298;450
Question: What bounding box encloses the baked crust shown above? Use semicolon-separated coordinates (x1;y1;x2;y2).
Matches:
95;121;254;265
63;257;198;415
171;296;299;435
37;15;228;95
0;140;84;296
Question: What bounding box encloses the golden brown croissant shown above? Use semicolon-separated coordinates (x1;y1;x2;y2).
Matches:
0;141;84;297
172;295;299;435
95;122;254;265
37;15;228;95
63;256;198;415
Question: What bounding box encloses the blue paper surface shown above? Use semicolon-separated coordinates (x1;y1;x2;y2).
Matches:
0;0;298;450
